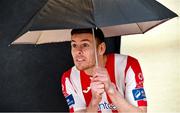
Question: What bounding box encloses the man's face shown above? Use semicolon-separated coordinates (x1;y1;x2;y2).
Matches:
71;33;96;71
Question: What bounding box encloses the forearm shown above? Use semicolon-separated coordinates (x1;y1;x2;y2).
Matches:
107;85;147;113
85;100;99;113
74;102;98;113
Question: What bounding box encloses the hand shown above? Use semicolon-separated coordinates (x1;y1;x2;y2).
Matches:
92;66;113;93
90;81;104;105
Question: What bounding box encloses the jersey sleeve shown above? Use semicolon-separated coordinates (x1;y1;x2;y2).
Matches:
61;70;86;112
124;56;147;107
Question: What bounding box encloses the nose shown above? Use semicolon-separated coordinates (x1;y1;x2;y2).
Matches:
77;50;82;55
76;46;83;55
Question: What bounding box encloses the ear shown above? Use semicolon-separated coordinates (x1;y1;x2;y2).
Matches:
98;42;106;55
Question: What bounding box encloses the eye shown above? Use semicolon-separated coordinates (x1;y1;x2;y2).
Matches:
82;43;89;48
71;43;77;48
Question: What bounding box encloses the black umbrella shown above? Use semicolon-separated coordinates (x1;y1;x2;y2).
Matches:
9;0;177;44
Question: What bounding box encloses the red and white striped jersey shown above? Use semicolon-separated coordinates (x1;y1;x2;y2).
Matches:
61;53;147;112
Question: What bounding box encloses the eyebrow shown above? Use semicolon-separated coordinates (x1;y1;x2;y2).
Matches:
71;39;91;42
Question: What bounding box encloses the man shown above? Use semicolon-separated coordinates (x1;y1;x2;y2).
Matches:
61;28;147;113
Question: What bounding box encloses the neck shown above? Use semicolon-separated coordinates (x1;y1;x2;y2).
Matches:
84;55;107;76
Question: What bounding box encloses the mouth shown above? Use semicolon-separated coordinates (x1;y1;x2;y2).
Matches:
76;58;85;63
75;57;86;63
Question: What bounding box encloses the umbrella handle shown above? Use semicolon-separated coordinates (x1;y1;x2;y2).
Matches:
92;27;98;67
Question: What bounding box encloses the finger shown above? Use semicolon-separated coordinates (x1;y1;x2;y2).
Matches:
92;74;106;81
91;76;99;82
91;81;104;86
92;88;104;96
90;82;104;90
93;76;108;83
93;67;106;75
90;82;104;95
96;83;105;89
94;66;107;72
93;70;108;77
93;73;106;77
91;76;103;82
91;77;104;83
93;70;106;76
97;89;105;95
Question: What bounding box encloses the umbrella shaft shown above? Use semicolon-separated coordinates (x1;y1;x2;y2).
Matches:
92;28;98;67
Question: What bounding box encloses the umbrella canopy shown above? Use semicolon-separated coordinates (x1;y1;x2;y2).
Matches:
11;0;178;44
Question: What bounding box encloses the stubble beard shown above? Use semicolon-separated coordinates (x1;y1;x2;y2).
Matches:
75;61;95;72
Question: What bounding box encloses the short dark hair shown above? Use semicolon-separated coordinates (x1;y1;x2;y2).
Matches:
71;28;105;44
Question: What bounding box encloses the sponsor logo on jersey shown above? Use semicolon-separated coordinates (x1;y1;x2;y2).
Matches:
136;73;144;88
83;86;91;93
138;73;144;81
98;101;117;110
65;94;75;107
132;88;146;101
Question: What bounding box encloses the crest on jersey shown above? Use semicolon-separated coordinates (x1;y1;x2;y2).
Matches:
132;88;146;101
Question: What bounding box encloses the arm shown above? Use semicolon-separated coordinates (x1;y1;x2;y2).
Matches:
87;81;105;112
61;72;86;112
107;83;147;113
93;65;147;113
75;80;105;113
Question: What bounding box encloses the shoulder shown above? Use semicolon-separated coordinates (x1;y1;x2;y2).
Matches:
113;53;138;60
114;53;128;59
113;53;139;62
108;53;138;63
126;55;140;66
124;55;143;77
61;66;80;81
61;66;75;81
62;68;72;78
109;53;140;69
107;53;128;59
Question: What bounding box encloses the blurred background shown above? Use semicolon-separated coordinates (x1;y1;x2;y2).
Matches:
121;0;180;112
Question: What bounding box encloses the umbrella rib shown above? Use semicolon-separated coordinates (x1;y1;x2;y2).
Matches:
136;23;144;34
90;0;96;25
35;31;43;44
